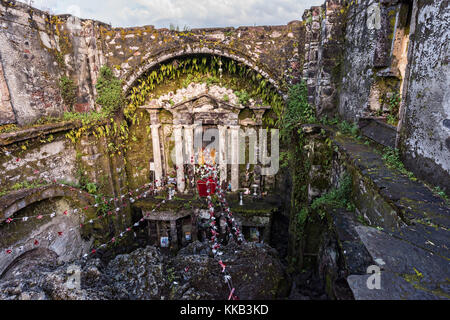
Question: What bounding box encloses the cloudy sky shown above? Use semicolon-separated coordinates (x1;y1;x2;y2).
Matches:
20;0;323;28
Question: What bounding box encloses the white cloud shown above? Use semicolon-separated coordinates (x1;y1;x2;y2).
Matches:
22;0;323;28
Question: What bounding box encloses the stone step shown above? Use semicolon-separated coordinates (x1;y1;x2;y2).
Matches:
332;133;450;260
328;132;450;299
348;226;450;300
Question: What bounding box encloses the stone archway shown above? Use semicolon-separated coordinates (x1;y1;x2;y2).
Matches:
122;45;286;97
0;188;94;276
0;247;58;281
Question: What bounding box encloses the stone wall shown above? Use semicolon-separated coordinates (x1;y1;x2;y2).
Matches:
303;0;345;116
303;0;449;193
397;0;450;193
0;135;77;191
0;0;304;126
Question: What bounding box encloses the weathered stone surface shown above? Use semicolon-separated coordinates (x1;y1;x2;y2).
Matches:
0;121;79;146
0;60;15;125
0;0;303;125
0;138;78;192
0;194;93;277
398;0;450;194
0;241;287;300
106;246;165;300
330;209;373;275
167;241;288;300
358;118;396;148
348;226;450;300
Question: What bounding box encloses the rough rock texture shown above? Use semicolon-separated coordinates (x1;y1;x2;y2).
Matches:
0;197;92;276
398;0;450;193
0;61;15;125
167;241;288;300
0;241;288;300
106;246;165;300
338;0;381;120
303;0;345;116
0;137;77;192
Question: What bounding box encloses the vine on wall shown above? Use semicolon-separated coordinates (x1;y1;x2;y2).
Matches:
125;55;284;121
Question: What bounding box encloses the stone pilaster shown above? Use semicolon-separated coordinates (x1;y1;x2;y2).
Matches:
218;125;228;184
230;125;240;191
150;123;163;187
173;124;185;193
184;124;195;165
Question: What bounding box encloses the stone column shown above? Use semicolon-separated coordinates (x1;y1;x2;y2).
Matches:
150;124;163;187
173;124;185;193
184;124;195;165
193;122;203;160
230;125;240;191
218;125;228;184
170;220;178;249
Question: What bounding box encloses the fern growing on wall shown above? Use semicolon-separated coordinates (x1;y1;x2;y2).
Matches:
96;66;125;115
59;76;77;109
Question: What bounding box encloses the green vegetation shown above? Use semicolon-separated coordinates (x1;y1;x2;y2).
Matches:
337;120;359;138
234;89;251;106
0;179;49;197
433;186;449;204
280;81;316;145
386;92;400;126
0;124;18;134
310;174;355;219
127;55;283;120
381;147;416;181
96;66;126;116
61;111;108;125
59;76;77;109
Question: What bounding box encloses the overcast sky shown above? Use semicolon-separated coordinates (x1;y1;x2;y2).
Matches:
20;0;323;28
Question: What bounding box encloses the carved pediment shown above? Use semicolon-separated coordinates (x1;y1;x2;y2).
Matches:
170;94;244;114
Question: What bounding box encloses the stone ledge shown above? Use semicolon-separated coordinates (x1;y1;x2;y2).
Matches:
358;117;396;148
331;132;450;261
347;226;450;300
0;185;93;222
0;121;81;147
323;131;450;299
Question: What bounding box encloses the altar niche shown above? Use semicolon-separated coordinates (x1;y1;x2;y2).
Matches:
143;209;195;250
139;89;278;195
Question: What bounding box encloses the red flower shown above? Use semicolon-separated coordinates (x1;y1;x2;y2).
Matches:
58;232;63;236
63;210;68;215
16;158;20;162
6;249;12;254
6;218;13;224
34;240;39;246
91;249;96;254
